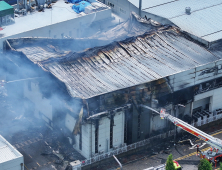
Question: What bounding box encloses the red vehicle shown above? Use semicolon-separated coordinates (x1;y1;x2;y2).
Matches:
141;105;222;166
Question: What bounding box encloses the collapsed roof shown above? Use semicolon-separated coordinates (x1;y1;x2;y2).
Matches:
5;16;222;99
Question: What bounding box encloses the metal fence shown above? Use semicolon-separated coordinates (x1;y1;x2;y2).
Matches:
80;113;222;168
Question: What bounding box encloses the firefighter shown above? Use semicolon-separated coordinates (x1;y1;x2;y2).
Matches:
196;145;201;155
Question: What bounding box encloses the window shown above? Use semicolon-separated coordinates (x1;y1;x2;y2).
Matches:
110;115;114;149
95;120;99;153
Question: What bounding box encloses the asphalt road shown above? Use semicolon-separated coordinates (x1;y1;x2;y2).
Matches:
120;130;222;170
1;118;222;170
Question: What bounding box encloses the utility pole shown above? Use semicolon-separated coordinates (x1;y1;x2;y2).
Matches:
139;0;142;17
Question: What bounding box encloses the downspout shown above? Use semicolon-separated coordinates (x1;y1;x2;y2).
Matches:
139;0;142;17
20;163;23;170
90;119;93;157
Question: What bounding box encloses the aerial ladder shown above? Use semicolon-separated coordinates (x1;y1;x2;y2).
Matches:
141;105;222;164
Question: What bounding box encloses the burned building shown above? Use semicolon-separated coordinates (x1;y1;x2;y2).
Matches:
4;24;222;160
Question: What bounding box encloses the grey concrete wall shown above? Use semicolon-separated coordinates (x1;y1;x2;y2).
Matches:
113;111;125;148
82;111;125;159
0;156;24;170
103;0;172;24
74;123;91;159
169;60;222;93
23;80;53;123
195;87;222;112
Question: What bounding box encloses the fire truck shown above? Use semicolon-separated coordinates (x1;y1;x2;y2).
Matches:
141;105;222;165
161;108;222;165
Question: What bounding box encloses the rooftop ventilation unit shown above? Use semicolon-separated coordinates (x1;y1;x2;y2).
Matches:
185;7;191;15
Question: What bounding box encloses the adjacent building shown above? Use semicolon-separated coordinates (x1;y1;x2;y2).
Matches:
0;135;24;170
102;0;222;46
0;0;114;51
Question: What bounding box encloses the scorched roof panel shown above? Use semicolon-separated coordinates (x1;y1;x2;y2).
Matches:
9;27;221;99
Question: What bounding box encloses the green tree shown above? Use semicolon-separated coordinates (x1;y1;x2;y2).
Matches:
198;159;212;170
220;162;222;170
165;154;175;170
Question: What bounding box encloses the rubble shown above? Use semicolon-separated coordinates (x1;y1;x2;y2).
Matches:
39;128;85;169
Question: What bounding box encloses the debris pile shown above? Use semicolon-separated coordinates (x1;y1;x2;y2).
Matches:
41;129;85;169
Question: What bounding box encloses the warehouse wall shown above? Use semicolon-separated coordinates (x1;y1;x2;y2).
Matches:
104;0;138;19
97;116;110;153
102;0;168;23
169;60;222;93
23;80;53;125
0;156;24;170
65;113;76;132
194;87;222;112
76;111;125;159
113;111;125;148
74;123;91;159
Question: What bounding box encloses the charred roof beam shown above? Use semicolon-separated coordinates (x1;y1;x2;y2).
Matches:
86;104;131;120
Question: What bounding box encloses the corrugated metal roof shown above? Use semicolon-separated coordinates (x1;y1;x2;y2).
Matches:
11;26;221;99
0;135;23;163
144;0;222;42
13;12;158;63
170;4;222;42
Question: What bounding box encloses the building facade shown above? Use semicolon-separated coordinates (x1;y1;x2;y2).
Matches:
0;135;24;170
4;24;222;159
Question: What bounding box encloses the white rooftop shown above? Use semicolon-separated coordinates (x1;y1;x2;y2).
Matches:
0;0;108;38
128;0;175;9
129;0;222;43
0;135;23;163
0;0;78;37
143;0;222;43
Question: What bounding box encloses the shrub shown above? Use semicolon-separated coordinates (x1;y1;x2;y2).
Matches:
198;159;212;170
165;154;175;170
